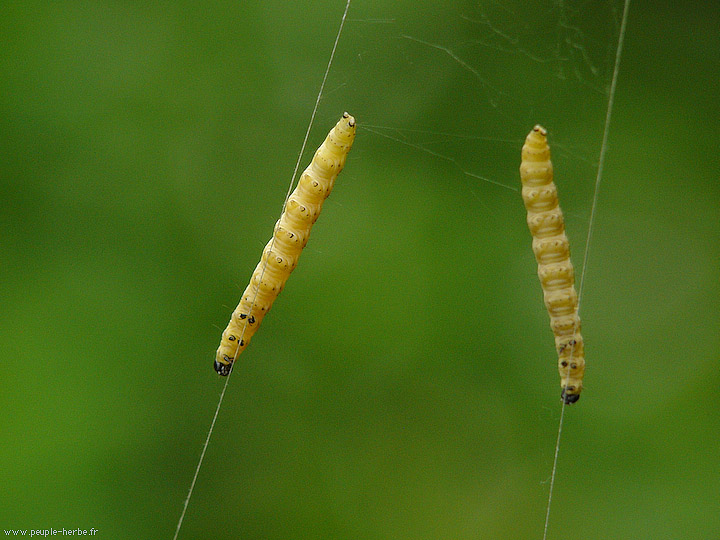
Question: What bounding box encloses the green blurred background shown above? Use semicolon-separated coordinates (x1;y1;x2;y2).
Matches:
2;1;718;538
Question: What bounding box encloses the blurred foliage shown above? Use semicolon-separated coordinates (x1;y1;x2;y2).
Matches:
1;1;718;538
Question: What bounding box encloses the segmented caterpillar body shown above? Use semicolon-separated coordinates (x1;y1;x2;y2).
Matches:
520;125;585;403
215;112;357;376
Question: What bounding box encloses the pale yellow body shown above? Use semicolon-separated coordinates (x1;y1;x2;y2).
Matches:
520;125;585;403
215;113;356;375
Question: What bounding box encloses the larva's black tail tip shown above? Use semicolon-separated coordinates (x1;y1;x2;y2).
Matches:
561;389;581;404
214;359;233;377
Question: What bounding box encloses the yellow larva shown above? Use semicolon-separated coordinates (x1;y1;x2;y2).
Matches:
520;125;585;404
214;112;357;376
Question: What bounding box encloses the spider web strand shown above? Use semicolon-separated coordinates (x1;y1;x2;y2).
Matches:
542;1;630;539
171;1;352;537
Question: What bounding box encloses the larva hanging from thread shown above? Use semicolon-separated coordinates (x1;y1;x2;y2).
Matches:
214;112;357;376
519;125;585;404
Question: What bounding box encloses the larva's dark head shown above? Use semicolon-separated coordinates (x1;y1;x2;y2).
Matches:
214;359;233;376
561;386;581;404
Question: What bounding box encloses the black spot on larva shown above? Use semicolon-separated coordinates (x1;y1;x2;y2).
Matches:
228;335;237;341
248;315;256;324
561;360;568;367
558;339;577;354
240;339;244;346
239;313;247;320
